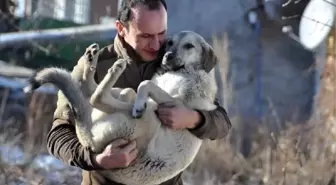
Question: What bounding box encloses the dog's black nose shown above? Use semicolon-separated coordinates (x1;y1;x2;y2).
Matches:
164;52;175;61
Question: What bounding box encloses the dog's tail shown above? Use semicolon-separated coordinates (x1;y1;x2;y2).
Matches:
23;67;94;147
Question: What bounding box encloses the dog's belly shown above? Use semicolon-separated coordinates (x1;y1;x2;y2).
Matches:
100;128;202;185
90;110;153;153
91;107;202;185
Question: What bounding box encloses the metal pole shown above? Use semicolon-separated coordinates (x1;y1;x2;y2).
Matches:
0;23;117;49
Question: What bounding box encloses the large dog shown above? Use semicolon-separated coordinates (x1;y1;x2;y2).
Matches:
24;31;219;185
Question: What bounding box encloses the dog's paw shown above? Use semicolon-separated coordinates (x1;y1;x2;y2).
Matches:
108;59;127;74
132;101;147;119
84;43;100;71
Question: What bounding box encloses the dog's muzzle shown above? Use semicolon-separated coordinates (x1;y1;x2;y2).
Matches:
162;51;175;65
161;52;185;71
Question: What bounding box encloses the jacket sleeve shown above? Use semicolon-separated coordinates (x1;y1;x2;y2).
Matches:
188;101;232;140
46;91;103;171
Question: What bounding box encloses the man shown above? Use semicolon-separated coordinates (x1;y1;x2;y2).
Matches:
47;0;232;184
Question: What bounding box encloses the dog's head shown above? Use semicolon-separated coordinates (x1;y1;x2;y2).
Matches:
160;31;218;73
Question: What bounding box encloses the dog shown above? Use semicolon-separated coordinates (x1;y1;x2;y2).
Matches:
23;30;219;185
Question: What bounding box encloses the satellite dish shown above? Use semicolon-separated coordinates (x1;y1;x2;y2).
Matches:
299;0;336;50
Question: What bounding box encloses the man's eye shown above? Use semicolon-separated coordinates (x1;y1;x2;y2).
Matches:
141;34;151;38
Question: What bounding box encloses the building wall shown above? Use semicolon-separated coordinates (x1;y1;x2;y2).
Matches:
20;0;91;24
25;0;55;18
21;0;118;24
89;0;118;24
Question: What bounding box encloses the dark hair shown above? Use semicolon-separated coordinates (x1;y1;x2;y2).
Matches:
117;0;167;25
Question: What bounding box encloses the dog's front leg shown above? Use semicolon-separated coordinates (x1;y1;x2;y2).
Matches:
132;80;176;118
90;59;133;113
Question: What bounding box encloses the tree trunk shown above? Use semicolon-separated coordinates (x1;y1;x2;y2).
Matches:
315;24;336;153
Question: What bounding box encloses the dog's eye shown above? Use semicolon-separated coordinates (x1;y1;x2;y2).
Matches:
167;40;173;46
184;43;194;49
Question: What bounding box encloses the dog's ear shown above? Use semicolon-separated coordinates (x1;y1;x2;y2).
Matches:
202;43;219;73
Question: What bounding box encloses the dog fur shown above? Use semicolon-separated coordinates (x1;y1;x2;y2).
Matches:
24;30;219;185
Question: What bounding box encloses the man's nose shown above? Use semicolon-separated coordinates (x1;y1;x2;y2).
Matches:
149;35;160;51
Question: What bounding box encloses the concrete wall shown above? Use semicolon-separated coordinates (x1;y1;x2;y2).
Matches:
165;0;316;124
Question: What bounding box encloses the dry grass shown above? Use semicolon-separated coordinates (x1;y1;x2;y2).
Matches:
184;119;336;185
0;33;333;185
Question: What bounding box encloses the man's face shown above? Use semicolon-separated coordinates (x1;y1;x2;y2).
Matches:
117;3;167;62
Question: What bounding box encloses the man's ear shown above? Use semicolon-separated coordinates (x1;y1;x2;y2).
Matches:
116;20;126;37
202;43;219;73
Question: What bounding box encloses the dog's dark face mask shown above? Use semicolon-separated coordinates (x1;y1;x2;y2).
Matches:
161;51;185;72
158;31;218;74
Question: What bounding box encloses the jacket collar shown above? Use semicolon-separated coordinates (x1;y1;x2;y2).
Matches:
114;34;142;63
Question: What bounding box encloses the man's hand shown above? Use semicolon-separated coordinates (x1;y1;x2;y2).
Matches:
93;139;138;170
156;102;202;130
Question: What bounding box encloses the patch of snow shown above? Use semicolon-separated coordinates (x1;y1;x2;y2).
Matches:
0;144;26;165
33;154;67;171
0;144;81;184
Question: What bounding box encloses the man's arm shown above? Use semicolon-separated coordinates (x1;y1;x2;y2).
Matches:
156;100;232;140
46;92;102;171
188;101;232;140
47;119;102;170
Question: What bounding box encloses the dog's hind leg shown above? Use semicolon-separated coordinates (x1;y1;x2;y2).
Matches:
110;88;124;98
56;43;100;112
132;80;178;118
119;88;136;103
82;43;99;95
108;87;135;102
90;59;133;113
71;43;100;97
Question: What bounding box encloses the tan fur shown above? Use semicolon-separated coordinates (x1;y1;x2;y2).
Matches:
24;31;219;185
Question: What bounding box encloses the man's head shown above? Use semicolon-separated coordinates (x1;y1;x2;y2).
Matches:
116;0;167;62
